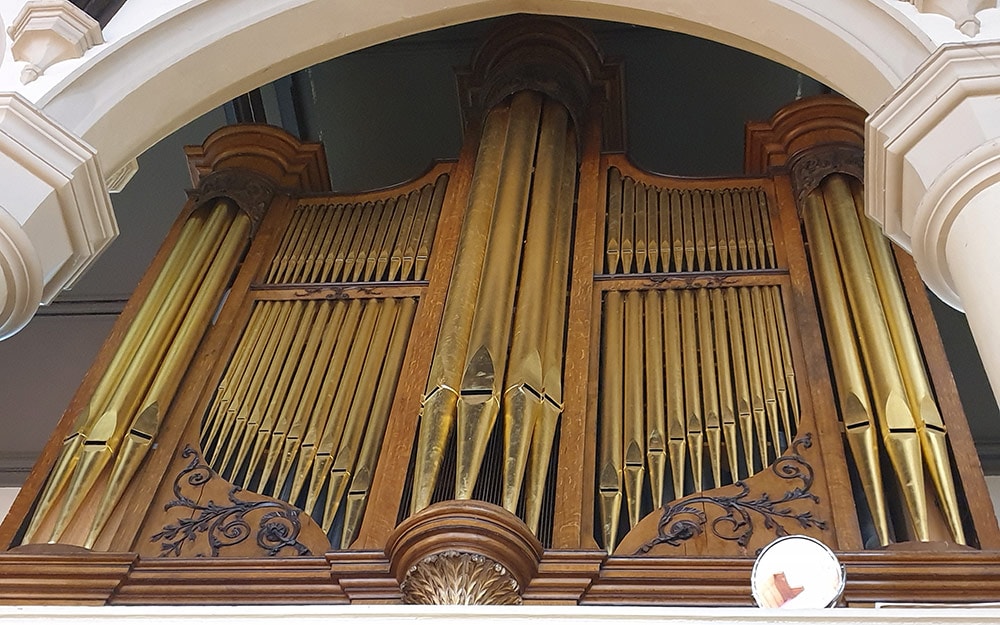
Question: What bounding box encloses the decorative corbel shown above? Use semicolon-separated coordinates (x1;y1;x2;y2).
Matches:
7;0;104;85
907;0;994;37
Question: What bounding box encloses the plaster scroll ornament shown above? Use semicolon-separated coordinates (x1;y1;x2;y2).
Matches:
908;0;995;36
7;0;103;85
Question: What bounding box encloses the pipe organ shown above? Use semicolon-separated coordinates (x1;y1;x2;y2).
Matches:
2;17;1000;606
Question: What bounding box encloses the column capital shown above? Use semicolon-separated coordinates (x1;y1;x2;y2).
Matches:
867;40;1000;307
0;92;116;337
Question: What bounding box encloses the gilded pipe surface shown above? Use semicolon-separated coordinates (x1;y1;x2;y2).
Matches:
501;100;568;513
682;191;695;272
746;190;767;270
330;203;363;283
742;192;761;269
750;286;782;453
207;302;282;466
391;191;421;281
770;286;800;427
758;190;776;267
324;298;399;532
647;187;660;273
310;206;344;283
305;299;380;516
322;203;356;282
455;91;542;501
681;289;703;491
411;102;511;514
243;301;319;491
851;181;964;544
375;198;403;281
705;192;718;272
523;127;577;534
302;207;335;282
713;191;729;271
644;290;667;509
621;176;635;274
823;174;928;542
624;291;646;527
343;202;374;282
724;288;755;476
762;287;792;442
351;201;383;282
258;300;334;493
23;210;208;543
732;191;749;269
342;297;416;548
802;190;890;546
284;207;320;282
289;299;363;505
273;300;346;496
693;190;706;271
669;189;683;272
86;212;251;546
401;187;432;281
634;179;647;273
268;207;303;282
663;289;686;499
722;191;739;270
739;287;769;469
606;167;622;273
697;288;722;488
712;289;739;480
599;291;624;553
415;175;449;280
364;199;391;282
47;202;235;542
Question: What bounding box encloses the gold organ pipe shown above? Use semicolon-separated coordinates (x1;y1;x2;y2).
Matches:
802;190;890;547
669;189;682;272
599;291;624;553
228;301;305;479
681;289;703;491
274;301;346;495
300;208;334;282
634;180;648;273
330;203;364;282
739;287;769;468
351;200;383;282
401;189;432;281
733;191;749;269
647;186;660;273
751;286;782;452
342;297;416;548
391;192;421;281
305;299;380;516
344;201;375;282
705;192;718;272
364;199;392;282
762;288;792;442
501;100;569;514
283;207;319;283
258;300;335;493
714;191;730;271
243;301;319;490
23;210;208;543
207;302;282;466
309;205;345;283
621;177;635;274
822;174;928;541
722;191;739;271
725;288;755;475
606;168;622;273
47;202;236;543
770;286;800;427
374;197;402;281
623;291;646;527
288;299;363;505
268;207;304;282
663;289;686;499
712;289;739;480
454;91;543;501
415;175;448;280
742;192;761;269
682;191;695;271
86;212;251;547
697;288;722;488
758;190;776;267
321;203;354;282
745;190;767;269
410;101;511;514
644;290;667;509
324;299;399;532
524;127;576;534
693;191;707;271
852;181;965;544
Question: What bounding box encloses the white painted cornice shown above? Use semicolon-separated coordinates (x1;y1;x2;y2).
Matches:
866;39;1000;306
7;0;103;85
908;0;995;36
0;91;115;325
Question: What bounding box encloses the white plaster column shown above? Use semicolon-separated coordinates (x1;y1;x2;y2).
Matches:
0;92;116;338
868;41;1000;407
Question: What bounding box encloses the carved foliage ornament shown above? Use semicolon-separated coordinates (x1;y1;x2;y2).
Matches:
635;434;827;555
187;168;275;235
400;550;523;605
150;445;310;558
789;145;863;209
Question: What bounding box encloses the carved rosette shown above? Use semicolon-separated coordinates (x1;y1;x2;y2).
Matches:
400;550;522;605
386;500;543;605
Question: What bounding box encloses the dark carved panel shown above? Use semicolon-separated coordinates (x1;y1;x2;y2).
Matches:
187;168;275;234
789;144;864;208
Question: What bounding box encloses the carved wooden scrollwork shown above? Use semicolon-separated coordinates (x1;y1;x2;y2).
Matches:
788;144;863;208
187;168;275;234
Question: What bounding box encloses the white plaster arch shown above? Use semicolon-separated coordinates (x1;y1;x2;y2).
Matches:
31;0;937;177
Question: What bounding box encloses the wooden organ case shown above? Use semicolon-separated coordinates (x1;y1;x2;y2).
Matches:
3;18;1000;606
